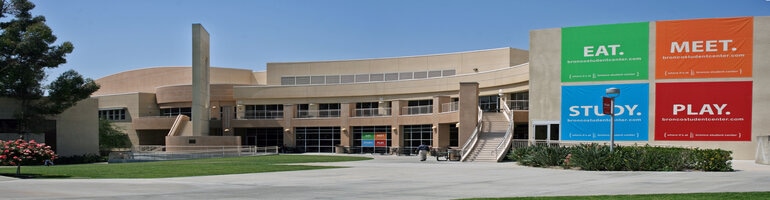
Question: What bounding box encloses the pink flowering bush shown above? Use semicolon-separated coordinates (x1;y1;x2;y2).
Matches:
0;139;57;175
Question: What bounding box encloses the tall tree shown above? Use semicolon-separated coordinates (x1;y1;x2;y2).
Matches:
0;0;99;134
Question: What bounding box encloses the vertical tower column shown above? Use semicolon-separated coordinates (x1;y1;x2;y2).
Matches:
192;24;210;136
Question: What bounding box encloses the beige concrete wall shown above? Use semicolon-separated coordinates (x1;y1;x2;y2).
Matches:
156;84;240;106
97;93;160;145
55;98;99;156
165;136;241;152
528;28;562;126
265;48;526;85
252;71;267;85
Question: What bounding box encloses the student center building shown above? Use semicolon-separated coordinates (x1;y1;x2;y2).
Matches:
89;16;770;161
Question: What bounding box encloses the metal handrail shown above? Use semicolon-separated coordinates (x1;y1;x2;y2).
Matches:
295;109;341;118
401;105;433;115
441;102;459;113
494;101;515;162
506;100;529;110
460;106;483;162
353;107;392;117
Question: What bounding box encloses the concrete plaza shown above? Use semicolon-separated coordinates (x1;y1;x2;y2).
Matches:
1;154;769;200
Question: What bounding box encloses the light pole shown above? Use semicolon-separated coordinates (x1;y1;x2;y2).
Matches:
604;88;620;152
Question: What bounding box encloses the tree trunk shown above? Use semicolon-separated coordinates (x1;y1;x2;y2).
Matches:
15;164;21;176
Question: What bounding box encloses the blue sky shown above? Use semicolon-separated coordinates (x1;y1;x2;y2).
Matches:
29;0;770;81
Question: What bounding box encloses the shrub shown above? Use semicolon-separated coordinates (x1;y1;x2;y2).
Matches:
511;143;733;172
0;139;57;175
55;154;107;165
692;148;733;171
569;143;611;170
515;145;570;168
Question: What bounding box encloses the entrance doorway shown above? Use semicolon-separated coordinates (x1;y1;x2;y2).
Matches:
532;121;559;146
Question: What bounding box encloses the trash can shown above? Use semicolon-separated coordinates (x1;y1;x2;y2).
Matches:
335;145;344;154
448;149;460;161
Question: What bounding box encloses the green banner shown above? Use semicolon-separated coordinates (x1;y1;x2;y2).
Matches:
561;22;649;82
361;132;374;140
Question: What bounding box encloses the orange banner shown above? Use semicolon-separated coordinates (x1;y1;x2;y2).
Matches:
655;17;752;79
374;132;387;140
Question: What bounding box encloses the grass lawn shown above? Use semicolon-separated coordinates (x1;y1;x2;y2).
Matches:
467;191;770;200
0;154;371;179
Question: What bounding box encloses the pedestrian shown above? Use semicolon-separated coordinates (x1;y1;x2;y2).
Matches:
417;143;431;161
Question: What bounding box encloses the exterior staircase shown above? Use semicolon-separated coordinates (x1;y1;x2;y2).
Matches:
465;112;509;162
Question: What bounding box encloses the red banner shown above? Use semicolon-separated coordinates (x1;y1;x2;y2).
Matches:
375;132;387;147
655;81;752;141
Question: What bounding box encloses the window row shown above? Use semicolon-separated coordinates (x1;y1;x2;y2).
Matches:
99;108;127;121
281;69;456;85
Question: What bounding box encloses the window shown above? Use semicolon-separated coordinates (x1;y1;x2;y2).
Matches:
295;76;310;85
160;107;192;118
355;102;380;117
355;74;369;82
352;126;391;154
428;70;442;78
295;127;340;153
318;103;340;117
479;95;500;112
403;125;432;153
244;105;284;119
413;71;428;79
509;92;529;110
238;128;284;147
310;76;325;84
99;108;127;121
281;77;295;85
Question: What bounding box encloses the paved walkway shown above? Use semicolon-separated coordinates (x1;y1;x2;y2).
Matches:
1;154;769;200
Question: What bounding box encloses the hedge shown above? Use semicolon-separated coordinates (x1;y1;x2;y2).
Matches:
508;143;733;172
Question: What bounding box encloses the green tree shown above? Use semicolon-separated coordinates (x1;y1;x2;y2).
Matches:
0;0;99;134
99;118;132;151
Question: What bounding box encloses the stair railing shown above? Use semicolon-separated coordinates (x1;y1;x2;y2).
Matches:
494;101;515;162
167;114;189;136
460;106;484;162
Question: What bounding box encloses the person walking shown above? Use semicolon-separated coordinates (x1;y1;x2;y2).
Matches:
417;143;431;161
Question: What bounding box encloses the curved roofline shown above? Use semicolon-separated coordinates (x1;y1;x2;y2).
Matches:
96;66;254;80
267;47;518;64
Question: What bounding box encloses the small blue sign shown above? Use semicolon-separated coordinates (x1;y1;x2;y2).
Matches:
362;140;375;147
561;83;649;141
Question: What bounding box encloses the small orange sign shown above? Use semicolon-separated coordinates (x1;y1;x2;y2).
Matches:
374;132;387;140
656;17;753;79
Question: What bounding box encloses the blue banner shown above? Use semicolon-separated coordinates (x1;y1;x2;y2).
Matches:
561;83;649;141
362;140;375;147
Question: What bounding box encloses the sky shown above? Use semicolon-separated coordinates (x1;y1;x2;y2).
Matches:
26;0;770;81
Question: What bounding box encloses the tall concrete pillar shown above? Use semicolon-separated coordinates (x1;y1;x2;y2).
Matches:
458;82;479;147
192;24;210;136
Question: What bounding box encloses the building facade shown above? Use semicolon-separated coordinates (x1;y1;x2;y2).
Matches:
94;48;531;154
93;15;769;161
